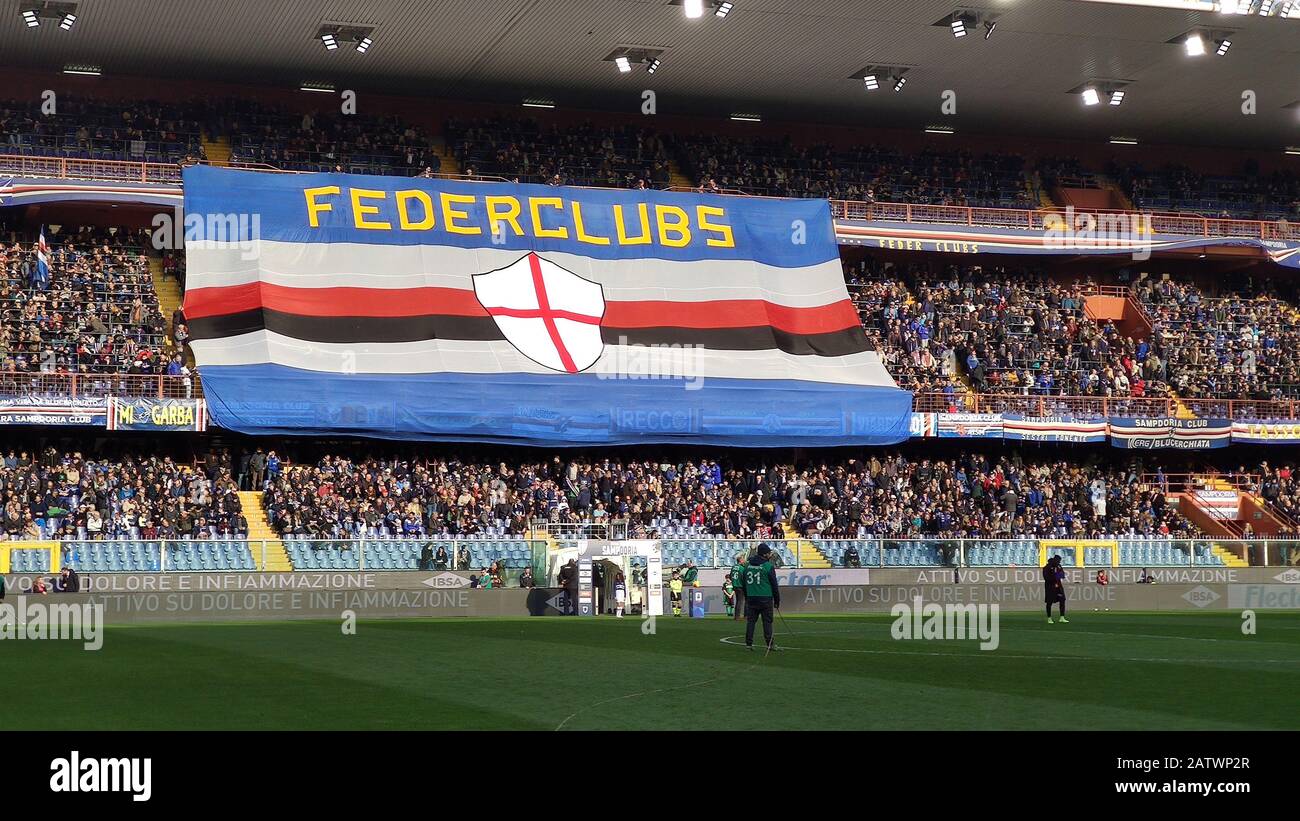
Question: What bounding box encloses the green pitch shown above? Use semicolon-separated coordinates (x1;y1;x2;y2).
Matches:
5;612;1297;730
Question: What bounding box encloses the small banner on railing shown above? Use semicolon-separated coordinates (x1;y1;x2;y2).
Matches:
0;395;106;426
1231;421;1300;444
1108;417;1231;449
1002;414;1109;443
935;413;1003;438
106;397;208;432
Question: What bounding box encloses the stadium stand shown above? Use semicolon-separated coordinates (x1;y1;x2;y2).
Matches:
227;101;440;175
1119;163;1300;221
444;117;672;187
0;227;199;397
851;259;1162;398
670;134;1036;206
250;450;1196;546
1135;277;1300;401
0;447;247;549
0;96;205;163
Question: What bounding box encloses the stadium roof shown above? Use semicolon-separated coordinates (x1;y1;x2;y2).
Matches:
1;0;1297;150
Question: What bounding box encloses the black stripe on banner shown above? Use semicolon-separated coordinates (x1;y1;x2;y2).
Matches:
601;326;871;357
189;309;503;343
187;310;871;357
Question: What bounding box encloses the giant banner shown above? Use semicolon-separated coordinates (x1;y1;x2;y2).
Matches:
182;166;911;446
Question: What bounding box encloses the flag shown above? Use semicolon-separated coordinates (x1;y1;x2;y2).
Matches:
32;226;50;290
181;165;912;446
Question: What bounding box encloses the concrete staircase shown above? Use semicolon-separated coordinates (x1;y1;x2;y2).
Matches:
433;136;462;176
896;281;978;402
667;159;694;189
202;134;231;165
1035;173;1056;208
149;256;190;367
779;523;831;568
1211;544;1249;567
238;490;292;571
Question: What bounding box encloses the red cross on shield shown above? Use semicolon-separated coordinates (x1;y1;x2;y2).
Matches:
472;252;606;373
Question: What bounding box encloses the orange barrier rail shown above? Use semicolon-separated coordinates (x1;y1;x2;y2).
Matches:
0;372;201;399
913;392;1297;420
5;153;1297;243
830;200;1300;242
1141;472;1259;492
0;154;182;183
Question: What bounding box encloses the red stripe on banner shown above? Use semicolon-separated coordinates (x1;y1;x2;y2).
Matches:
182;282;861;335
527;252;578;373
485;305;602;325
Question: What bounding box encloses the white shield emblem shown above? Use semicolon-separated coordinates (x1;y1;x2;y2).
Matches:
473;252;606;373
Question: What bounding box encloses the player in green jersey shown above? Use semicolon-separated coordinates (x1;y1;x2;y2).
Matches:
742;543;781;650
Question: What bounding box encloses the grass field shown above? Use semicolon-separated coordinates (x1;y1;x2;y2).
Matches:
6;612;1298;730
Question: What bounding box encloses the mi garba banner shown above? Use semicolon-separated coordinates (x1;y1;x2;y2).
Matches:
106;398;208;431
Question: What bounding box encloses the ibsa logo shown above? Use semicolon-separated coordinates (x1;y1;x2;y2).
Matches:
1273;569;1300;585
421;572;469;589
1181;585;1222;608
50;751;151;802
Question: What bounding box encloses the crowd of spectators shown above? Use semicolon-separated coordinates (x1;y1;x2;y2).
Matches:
1137;277;1300;400
259;452;786;540
227;104;440;175
249;447;1201;542
1257;461;1300;530
674;135;1035;207
850;259;1163;399
785;452;1194;540
444;117;672;188
0;227;176;378
1118;163;1300;221
844;258;961;395
0;446;245;541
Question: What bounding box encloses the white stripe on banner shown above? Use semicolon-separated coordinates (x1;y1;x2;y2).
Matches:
189;330;895;385
185;241;851;306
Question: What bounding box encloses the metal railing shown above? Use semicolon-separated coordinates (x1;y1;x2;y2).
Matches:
4;536;1294;573
5;152;1297;242
662;537;1298;568
831;199;1300;242
1143;472;1259;493
0;153;182;184
911;391;1298;420
0;371;201;399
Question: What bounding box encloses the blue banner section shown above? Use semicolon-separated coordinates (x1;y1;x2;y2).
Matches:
199;365;913;447
0;177;182;208
934;413;1003;438
182;165;837;268
1108;417;1231;449
0;395;105;426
